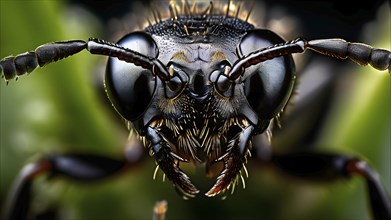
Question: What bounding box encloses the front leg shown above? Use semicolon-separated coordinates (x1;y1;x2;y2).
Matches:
146;126;199;199
4;153;144;220
270;152;391;220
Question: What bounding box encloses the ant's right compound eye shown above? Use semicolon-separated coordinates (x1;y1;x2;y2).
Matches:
105;32;159;121
238;29;296;120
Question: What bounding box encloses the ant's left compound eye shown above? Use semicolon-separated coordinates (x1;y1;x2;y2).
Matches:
105;32;158;121
238;29;296;119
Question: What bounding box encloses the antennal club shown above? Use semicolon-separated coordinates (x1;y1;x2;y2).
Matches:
228;37;391;80
0;38;170;82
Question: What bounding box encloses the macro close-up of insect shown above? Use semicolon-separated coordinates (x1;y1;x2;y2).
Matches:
1;0;390;220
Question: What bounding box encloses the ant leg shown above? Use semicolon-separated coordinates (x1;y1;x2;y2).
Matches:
4;144;146;220
269;152;391;220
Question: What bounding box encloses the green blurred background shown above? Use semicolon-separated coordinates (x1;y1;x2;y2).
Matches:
0;1;389;219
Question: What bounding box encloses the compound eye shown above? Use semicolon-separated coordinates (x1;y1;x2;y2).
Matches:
165;65;187;99
238;29;295;119
105;32;158;121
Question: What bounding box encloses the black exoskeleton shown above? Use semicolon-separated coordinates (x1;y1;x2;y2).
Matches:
1;1;390;220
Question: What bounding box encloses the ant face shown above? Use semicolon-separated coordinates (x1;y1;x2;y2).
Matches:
0;1;390;220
